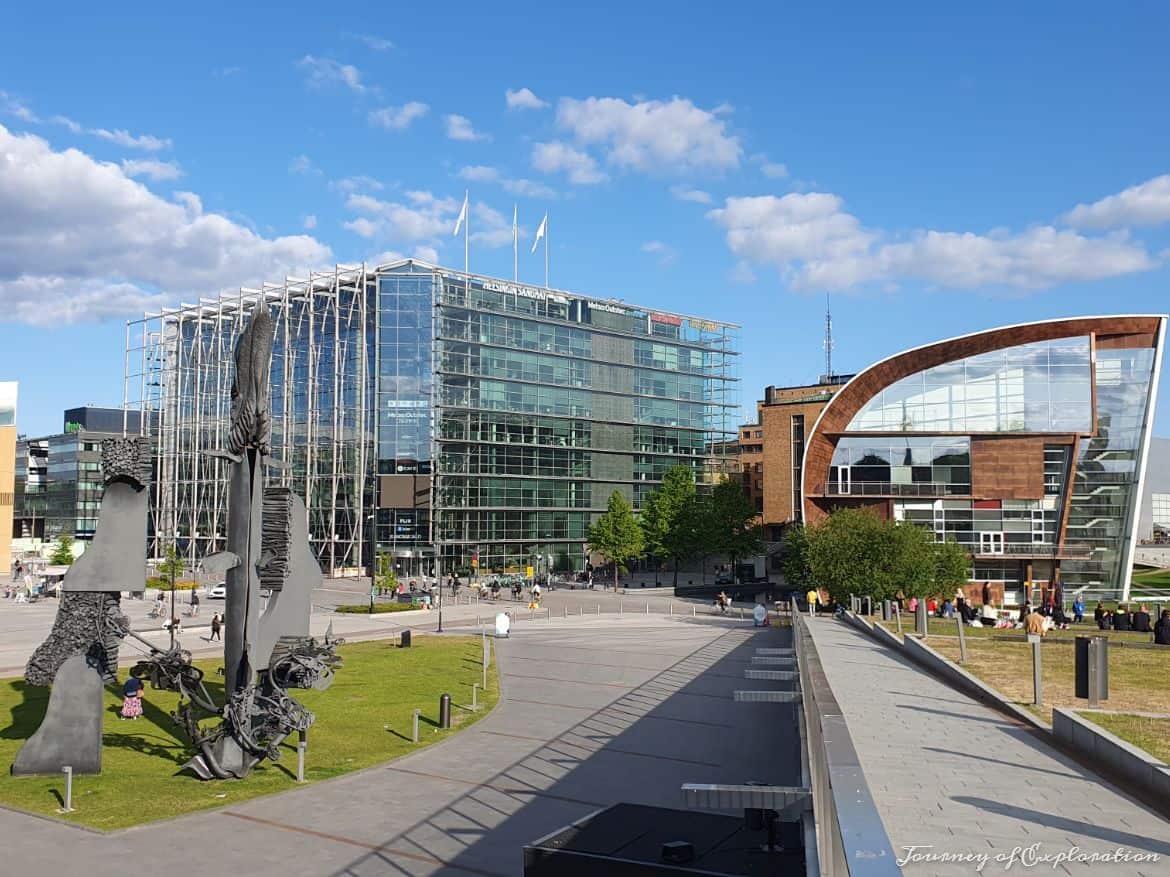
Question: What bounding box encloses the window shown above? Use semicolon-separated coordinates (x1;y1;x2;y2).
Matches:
791;415;805;521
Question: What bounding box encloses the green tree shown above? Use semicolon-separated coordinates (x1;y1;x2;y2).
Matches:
587;490;645;590
706;478;764;582
806;507;889;604
780;524;813;590
375;551;399;595
642;465;699;586
933;538;971;596
885;521;936;599
157;543;186;587
49;533;76;566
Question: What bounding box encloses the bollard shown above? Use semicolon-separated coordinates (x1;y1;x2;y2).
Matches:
670;603;673;616
692;604;696;617
472;683;479;711
645;602;649;614
412;708;420;743
882;599;892;621
739;606;744;619
400;630;412;648
296;729;307;782
596;604;600;615
895;606;903;637
59;765;74;813
1029;634;1043;706
916;600;928;638
620;600;623;615
547;607;551;622
439;693;452;729
563;606;567;618
956;612;968;664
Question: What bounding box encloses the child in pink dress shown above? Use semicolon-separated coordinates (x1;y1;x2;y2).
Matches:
120;677;144;720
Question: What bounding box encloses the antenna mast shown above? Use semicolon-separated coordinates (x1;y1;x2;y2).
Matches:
823;293;834;380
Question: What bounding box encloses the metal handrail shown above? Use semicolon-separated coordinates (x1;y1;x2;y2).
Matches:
823;481;965;497
794;613;900;875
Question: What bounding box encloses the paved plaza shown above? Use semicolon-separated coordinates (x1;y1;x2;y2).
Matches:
805;618;1170;877
0;616;797;876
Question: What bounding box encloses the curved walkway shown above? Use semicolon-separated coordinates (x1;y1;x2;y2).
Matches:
0;615;799;876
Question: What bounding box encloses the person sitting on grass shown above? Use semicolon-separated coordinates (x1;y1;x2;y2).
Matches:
1154;609;1170;646
1132;604;1152;634
1097;609;1113;631
1113;604;1132;632
1094;601;1106;627
980;602;998;626
120;676;144;720
1026;608;1047;637
941;598;954;618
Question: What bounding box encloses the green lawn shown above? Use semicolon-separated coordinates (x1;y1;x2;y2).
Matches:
1131;568;1170;589
873;615;1159;644
1079;713;1170;764
0;636;497;830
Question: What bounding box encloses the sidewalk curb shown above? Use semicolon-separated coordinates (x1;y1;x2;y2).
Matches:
1053;708;1170;820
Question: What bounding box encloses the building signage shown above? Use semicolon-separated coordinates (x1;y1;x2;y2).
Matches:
650;312;683;326
483;279;569;306
589;301;626;316
689;318;719;332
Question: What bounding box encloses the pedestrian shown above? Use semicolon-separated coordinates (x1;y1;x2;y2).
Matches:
753;601;768;627
120;676;144;720
1072;596;1085;624
717;590;730;613
210;613;222;641
190;589;200;617
1154;609;1170;646
981;581;991;607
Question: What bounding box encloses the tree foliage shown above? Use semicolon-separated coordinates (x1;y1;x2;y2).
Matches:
780;524;813;590
642;465;699;585
587;490;645;589
804;508;968;604
49;533;76;566
375;551;399;595
157;543;185;582
705;478;764;578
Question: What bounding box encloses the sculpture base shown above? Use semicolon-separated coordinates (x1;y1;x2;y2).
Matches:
12;654;104;776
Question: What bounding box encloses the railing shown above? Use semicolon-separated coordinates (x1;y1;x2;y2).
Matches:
975;543;1094;559
822;480;965;497
794;613;900;876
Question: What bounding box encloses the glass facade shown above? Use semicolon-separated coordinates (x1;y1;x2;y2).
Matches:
848;337;1092;433
809;320;1164;600
129;261;739;576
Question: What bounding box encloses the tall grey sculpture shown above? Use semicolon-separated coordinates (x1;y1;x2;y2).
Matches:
135;308;341;780
13;438;149;776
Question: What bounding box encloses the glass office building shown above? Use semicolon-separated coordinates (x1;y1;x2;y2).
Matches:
126;260;739;575
803;316;1166;602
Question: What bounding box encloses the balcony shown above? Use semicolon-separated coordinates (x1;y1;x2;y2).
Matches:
821;480;968;498
974;543;1094;560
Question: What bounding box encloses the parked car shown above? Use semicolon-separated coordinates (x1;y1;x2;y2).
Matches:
208;583;227;599
714;572;735;586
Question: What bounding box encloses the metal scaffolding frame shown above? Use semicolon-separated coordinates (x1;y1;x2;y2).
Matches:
124;266;373;574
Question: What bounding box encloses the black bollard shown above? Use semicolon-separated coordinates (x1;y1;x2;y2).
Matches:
439;693;451;729
401;630;412;648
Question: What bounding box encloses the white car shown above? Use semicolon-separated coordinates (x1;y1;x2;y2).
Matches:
208;583;227;599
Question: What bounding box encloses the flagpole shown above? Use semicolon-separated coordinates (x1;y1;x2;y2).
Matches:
545;213;550;288
513;204;518;282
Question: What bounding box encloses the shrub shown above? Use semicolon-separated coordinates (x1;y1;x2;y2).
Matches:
335;602;419;614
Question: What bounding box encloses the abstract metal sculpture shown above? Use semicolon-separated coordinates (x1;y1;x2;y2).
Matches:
136;308;341;780
13;438;149;776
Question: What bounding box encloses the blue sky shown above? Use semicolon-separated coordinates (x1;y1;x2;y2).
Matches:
2;2;1169;437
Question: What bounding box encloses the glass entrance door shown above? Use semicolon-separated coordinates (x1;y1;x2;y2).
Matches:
837;465;851;495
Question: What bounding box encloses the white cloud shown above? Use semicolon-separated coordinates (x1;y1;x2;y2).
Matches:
670;184;712;204
458;165;556;199
214;66;242;77
2;91;171;151
368;101;429;130
1063;174;1170;229
556;96;741;173
297;55;367;93
470;203;517;248
343;189;460;243
641;240;676;265
708;192;1157;292
505;87;548;111
444;114;490;142
288;154;320;175
752;154;789;179
349;33;395;52
369;246;440;266
121;159;183;181
332;174;384;193
531;141;606;184
303;214;317;230
0;124;332;326
458;165;500;183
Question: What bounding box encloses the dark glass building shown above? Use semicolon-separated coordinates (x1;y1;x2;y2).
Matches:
802;316;1166;602
126;260;739;575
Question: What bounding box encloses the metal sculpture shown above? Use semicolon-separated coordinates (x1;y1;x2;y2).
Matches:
13;438;149;776
138;307;342;780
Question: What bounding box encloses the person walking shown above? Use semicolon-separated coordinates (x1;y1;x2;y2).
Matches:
120;676;144;720
806;588;819;616
1072;596;1086;624
189;589;200;618
981;581;991;607
209;612;222;641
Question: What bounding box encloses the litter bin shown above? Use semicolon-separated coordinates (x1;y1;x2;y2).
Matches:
1074;635;1108;700
401;630;412;648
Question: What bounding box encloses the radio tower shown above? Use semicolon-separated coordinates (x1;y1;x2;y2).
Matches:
823;293;834;380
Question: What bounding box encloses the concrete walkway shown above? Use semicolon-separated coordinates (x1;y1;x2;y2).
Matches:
806;618;1170;876
0;616;799;876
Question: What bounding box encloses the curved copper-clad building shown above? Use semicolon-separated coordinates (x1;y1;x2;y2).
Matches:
802;316;1166;601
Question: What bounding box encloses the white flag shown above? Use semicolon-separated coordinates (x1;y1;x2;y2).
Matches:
453;191;468;236
531;212;547;253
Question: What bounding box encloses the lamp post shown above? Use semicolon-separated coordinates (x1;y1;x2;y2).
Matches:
366;514;377;616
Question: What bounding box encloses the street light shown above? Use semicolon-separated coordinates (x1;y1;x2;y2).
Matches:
170;529;179;649
366;514;376;616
